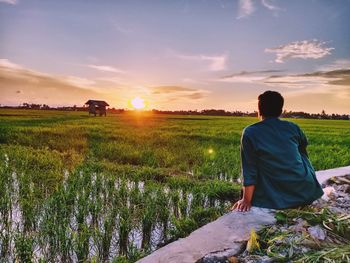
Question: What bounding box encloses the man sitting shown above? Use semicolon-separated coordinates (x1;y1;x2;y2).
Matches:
232;91;324;212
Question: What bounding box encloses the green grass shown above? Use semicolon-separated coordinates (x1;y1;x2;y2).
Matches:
0;109;349;262
2;109;349;178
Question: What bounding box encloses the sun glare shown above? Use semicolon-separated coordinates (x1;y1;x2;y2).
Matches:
131;97;145;110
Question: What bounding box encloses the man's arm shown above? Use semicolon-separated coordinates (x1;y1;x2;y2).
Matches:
299;144;308;157
297;125;309;157
230;185;255;212
231;129;258;212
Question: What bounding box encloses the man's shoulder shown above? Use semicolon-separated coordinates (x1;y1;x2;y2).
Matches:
243;119;301;134
243;122;262;136
279;119;301;131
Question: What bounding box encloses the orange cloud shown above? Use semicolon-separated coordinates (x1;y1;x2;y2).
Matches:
0;59;107;106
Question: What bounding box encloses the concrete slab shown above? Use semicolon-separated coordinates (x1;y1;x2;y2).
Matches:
136;207;275;263
136;166;350;263
315;166;350;185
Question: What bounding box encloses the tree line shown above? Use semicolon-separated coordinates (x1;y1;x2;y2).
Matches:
0;103;349;120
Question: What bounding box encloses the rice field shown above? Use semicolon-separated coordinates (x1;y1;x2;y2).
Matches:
0;109;349;262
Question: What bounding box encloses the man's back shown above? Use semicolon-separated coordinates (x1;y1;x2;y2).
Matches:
241;117;323;209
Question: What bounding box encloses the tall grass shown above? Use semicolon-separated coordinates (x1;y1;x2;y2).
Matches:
1;109;349;261
0;158;232;262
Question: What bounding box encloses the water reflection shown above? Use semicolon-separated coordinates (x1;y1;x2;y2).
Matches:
0;165;232;262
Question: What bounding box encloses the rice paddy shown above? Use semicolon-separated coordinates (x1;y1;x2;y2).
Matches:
0;109;349;262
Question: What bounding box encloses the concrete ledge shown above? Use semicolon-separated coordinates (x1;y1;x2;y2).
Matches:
136;166;350;263
137;207;275;263
315;166;350;185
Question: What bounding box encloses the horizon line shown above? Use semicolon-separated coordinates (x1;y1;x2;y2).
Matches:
0;104;349;116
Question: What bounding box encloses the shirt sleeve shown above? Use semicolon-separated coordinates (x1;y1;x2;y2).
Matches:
298;126;308;147
240;129;258;186
295;124;309;156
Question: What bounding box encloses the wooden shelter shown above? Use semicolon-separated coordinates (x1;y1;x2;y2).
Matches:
85;100;109;116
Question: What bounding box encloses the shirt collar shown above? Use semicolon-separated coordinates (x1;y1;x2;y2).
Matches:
262;117;279;122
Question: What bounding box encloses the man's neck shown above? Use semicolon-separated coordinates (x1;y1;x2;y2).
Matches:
261;116;279;121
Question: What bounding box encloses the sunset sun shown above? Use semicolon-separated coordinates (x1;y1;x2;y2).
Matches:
131;97;146;110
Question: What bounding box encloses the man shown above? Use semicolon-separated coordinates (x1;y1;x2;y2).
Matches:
231;91;323;212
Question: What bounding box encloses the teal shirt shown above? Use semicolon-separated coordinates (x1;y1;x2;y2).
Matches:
241;117;323;209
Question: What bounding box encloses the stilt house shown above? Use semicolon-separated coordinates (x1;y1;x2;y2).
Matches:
85;100;109;116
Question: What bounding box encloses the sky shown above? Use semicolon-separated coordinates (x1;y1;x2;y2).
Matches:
1;0;350;113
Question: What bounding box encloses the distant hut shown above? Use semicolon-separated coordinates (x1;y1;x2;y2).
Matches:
85;100;109;116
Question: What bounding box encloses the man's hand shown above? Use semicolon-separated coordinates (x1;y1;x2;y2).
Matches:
230;185;255;212
230;198;252;212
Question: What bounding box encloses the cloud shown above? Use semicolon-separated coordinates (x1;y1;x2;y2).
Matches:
237;0;255;19
261;69;350;104
261;0;281;11
64;76;95;87
218;65;350;101
0;0;17;5
205;55;227;71
0;59;105;106
265;69;350;87
317;59;350;71
87;64;126;74
182;78;207;85
298;69;350;87
109;18;133;34
265;40;334;63
224;67;350;112
220;74;266;83
219;69;284;83
237;0;282;19
175;53;227;71
150;85;209;101
264;69;350;112
113;23;132;34
186;92;205;100
151;86;196;94
263;75;332;89
97;76;127;85
0;59;24;70
222;69;284;78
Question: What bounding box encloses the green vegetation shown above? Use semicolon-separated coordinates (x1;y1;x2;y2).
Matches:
253;208;350;262
0;109;349;262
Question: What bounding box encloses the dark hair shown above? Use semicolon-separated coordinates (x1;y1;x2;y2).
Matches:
258;91;284;117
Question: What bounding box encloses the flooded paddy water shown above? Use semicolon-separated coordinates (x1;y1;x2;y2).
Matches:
0;158;233;262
